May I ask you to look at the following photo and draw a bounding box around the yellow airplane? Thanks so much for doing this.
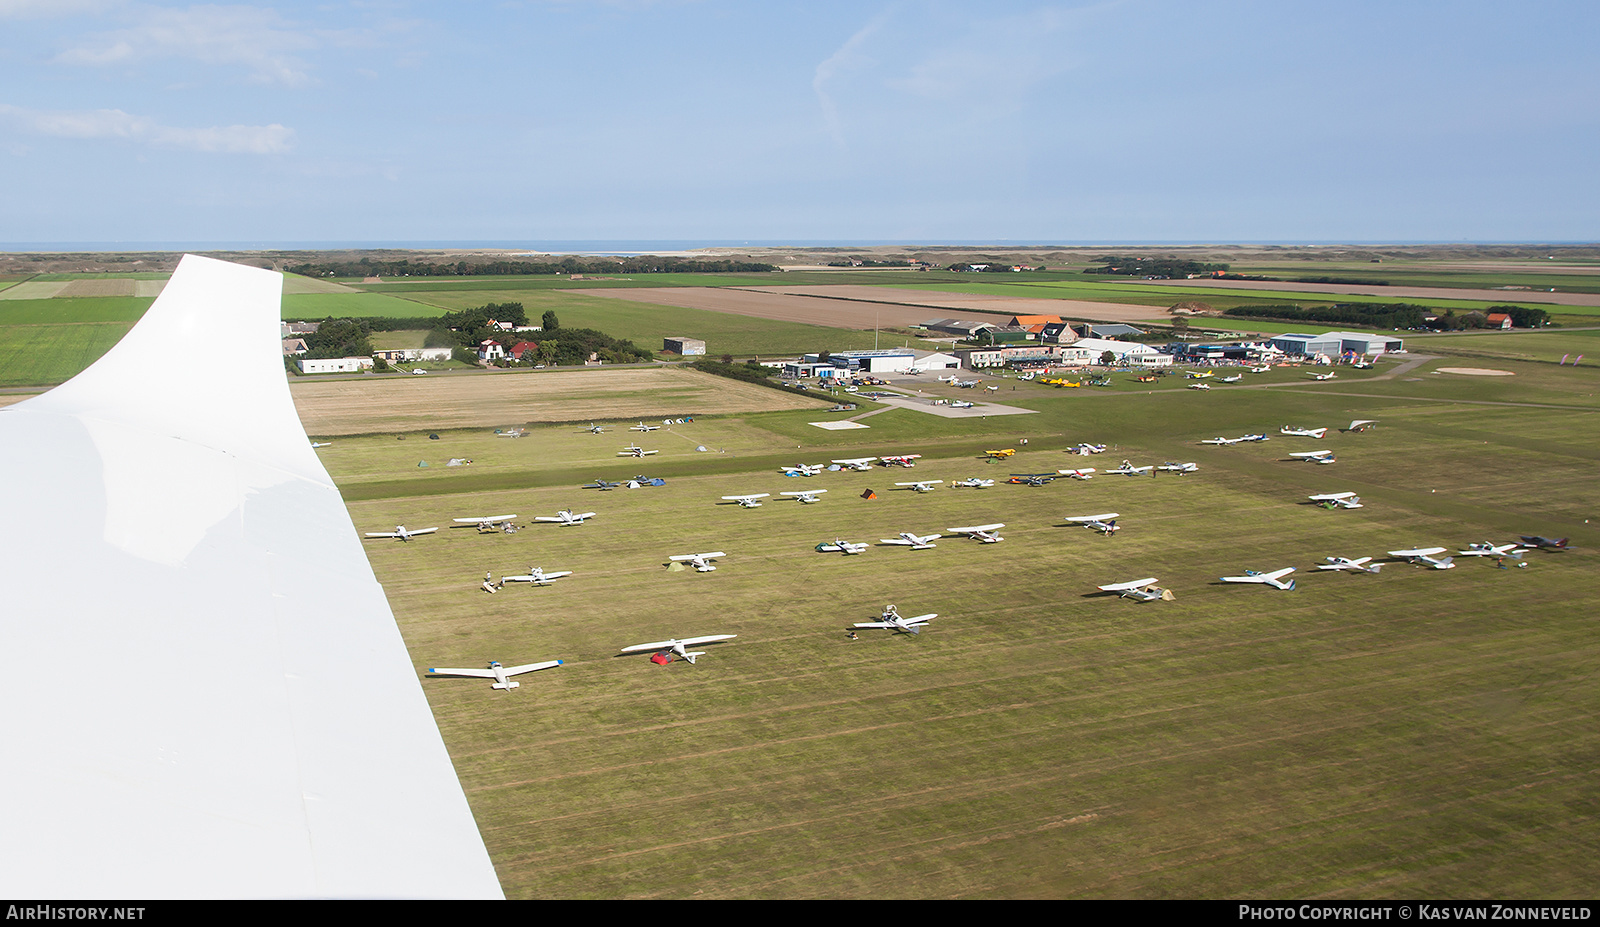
[985,448,1016,459]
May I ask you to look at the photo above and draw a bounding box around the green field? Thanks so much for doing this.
[0,322,135,386]
[323,349,1599,899]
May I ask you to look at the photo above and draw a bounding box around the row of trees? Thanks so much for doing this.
[1083,256,1229,277]
[285,256,778,278]
[1223,302,1551,330]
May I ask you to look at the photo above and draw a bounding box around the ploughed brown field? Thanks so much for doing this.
[570,285,1160,328]
[289,366,827,435]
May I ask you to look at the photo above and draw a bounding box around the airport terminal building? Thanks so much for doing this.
[1267,331,1404,358]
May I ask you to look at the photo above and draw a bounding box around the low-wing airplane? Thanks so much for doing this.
[617,444,659,458]
[880,532,940,550]
[670,552,726,572]
[780,464,824,477]
[1007,473,1056,486]
[452,514,519,533]
[534,509,596,526]
[496,428,526,438]
[1219,374,1243,383]
[1318,556,1382,573]
[1388,547,1456,569]
[853,605,935,635]
[832,457,876,471]
[815,538,868,555]
[1346,419,1378,432]
[1238,433,1269,443]
[1074,444,1108,455]
[947,523,1005,543]
[500,566,574,586]
[1518,535,1570,550]
[721,493,771,508]
[896,480,942,493]
[1458,542,1524,559]
[1109,460,1154,476]
[1057,467,1096,480]
[1309,492,1362,509]
[1202,436,1246,445]
[364,525,438,541]
[1097,578,1167,601]
[951,400,976,408]
[1188,383,1212,390]
[1158,462,1199,474]
[1290,450,1337,464]
[585,423,608,434]
[425,659,564,690]
[630,421,661,432]
[1281,426,1328,438]
[618,635,736,664]
[985,448,1016,459]
[1220,567,1297,590]
[880,455,922,467]
[1064,513,1120,535]
[781,489,827,504]
[1134,374,1159,383]
[952,477,996,488]
[1186,370,1213,380]
[1351,360,1374,369]
[1307,371,1337,381]
[584,478,622,491]
[1247,364,1273,373]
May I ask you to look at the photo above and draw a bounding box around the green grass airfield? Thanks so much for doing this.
[328,352,1599,899]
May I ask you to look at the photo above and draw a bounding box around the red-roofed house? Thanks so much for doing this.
[1487,313,1513,330]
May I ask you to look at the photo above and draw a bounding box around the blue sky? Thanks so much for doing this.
[1,0,1596,245]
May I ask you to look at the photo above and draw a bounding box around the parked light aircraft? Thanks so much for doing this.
[722,493,771,508]
[985,448,1016,459]
[947,523,1005,543]
[364,525,438,541]
[1290,450,1337,464]
[881,532,940,550]
[1110,461,1154,476]
[1307,371,1337,381]
[781,489,827,504]
[1158,462,1199,473]
[501,567,573,586]
[952,400,976,408]
[1388,547,1456,569]
[310,441,331,448]
[670,552,726,572]
[1220,567,1297,590]
[952,477,996,488]
[1070,443,1108,455]
[1008,473,1056,486]
[853,605,935,635]
[1518,536,1569,550]
[781,464,824,476]
[1282,426,1328,438]
[1188,383,1212,390]
[896,480,942,493]
[1057,468,1096,479]
[452,514,518,532]
[815,539,868,555]
[1186,370,1213,379]
[585,424,608,434]
[1202,436,1246,445]
[1064,513,1120,535]
[496,428,526,438]
[1309,492,1362,509]
[1318,557,1382,574]
[426,660,563,690]
[880,455,922,467]
[630,421,661,432]
[1346,420,1378,432]
[1097,578,1167,602]
[617,444,658,458]
[534,509,596,526]
[619,634,736,663]
[1239,434,1269,442]
[584,478,621,491]
[1351,360,1374,369]
[1458,542,1524,559]
[1248,364,1272,373]
[1219,374,1243,383]
[833,457,876,471]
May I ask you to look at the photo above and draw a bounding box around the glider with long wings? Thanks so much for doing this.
[880,532,940,550]
[853,606,935,635]
[365,525,439,541]
[619,635,736,664]
[426,660,563,690]
[1220,567,1297,590]
[1388,547,1456,569]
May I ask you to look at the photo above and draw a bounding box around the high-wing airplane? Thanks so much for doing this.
[815,538,868,555]
[721,493,771,508]
[1458,542,1524,559]
[781,464,824,477]
[1388,547,1456,569]
[364,525,439,541]
[619,634,736,664]
[1007,473,1056,486]
[1518,536,1570,550]
[1064,513,1120,535]
[896,480,942,492]
[853,605,935,635]
[1281,426,1328,438]
[1290,450,1337,464]
[1073,444,1108,455]
[880,455,922,467]
[534,509,596,526]
[1318,557,1382,573]
[1346,419,1378,432]
[630,421,661,432]
[452,514,519,533]
[1158,462,1198,474]
[1248,364,1272,373]
[985,448,1016,459]
[500,566,574,586]
[947,523,1005,543]
[584,477,621,491]
[1309,492,1362,509]
[1057,468,1096,480]
[1220,567,1297,590]
[1188,383,1212,390]
[425,660,564,690]
[1097,578,1167,601]
[617,444,658,457]
[832,457,876,471]
[585,424,608,434]
[952,477,996,488]
[781,489,827,504]
[1109,460,1154,476]
[1307,371,1337,381]
[670,552,727,572]
[880,532,940,550]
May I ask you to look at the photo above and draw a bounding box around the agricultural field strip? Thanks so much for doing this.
[565,286,985,330]
[733,285,1164,323]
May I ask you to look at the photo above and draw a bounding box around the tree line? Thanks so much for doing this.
[285,256,778,278]
[1222,302,1550,330]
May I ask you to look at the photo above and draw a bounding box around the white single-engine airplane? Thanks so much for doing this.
[585,423,608,434]
[1202,436,1246,445]
[881,532,940,550]
[952,477,996,488]
[1097,578,1168,601]
[1281,426,1328,438]
[1064,513,1120,535]
[1057,467,1096,480]
[947,523,1005,543]
[630,421,661,432]
[896,480,942,493]
[1158,462,1199,474]
[815,538,868,555]
[780,464,824,477]
[364,525,439,541]
[1110,461,1154,476]
[618,635,736,664]
[1318,557,1383,574]
[426,659,564,690]
[781,489,827,504]
[1220,567,1297,590]
[1188,383,1212,390]
[1290,450,1337,464]
[534,509,596,526]
[1388,547,1456,569]
[500,566,574,586]
[880,455,922,467]
[452,514,519,533]
[1309,492,1363,509]
[1307,371,1337,381]
[1346,419,1378,432]
[853,605,935,635]
[832,457,876,471]
[721,493,771,508]
[1458,542,1524,559]
[617,444,658,458]
[670,551,726,572]
[1071,443,1108,455]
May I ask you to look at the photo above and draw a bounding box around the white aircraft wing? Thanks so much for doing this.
[426,666,500,678]
[500,660,565,676]
[406,527,439,535]
[781,490,827,497]
[453,515,517,524]
[1099,578,1159,592]
[0,256,500,898]
[721,494,770,501]
[1065,513,1120,523]
[671,551,727,561]
[1389,547,1448,558]
[950,523,1005,534]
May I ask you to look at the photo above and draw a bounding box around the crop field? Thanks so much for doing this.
[0,321,135,387]
[325,349,1599,899]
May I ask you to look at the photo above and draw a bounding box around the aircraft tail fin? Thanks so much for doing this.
[1437,557,1454,569]
[1367,563,1382,573]
[492,681,519,690]
[1284,579,1297,591]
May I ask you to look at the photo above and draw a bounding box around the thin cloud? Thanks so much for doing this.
[55,4,318,85]
[0,103,293,153]
[813,7,896,149]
